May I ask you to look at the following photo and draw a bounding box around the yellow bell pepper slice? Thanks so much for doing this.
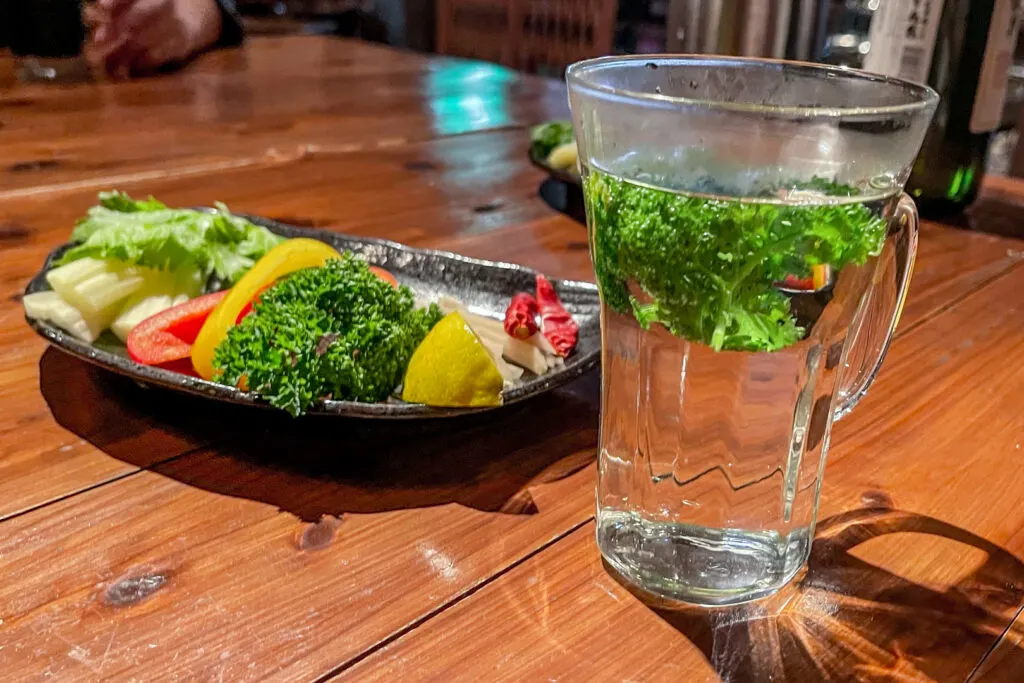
[812,264,829,290]
[191,238,341,379]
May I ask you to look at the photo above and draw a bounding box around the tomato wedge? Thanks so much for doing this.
[127,291,228,368]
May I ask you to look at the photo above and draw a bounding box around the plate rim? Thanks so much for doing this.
[528,147,582,188]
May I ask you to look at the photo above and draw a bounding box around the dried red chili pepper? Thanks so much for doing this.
[504,292,539,339]
[535,274,578,356]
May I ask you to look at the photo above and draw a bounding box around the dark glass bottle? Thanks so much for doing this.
[862,0,1022,217]
[909,1,1006,216]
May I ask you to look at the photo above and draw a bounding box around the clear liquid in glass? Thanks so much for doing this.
[586,167,897,605]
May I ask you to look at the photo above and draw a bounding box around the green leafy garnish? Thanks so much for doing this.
[584,171,887,352]
[59,191,285,286]
[213,255,443,417]
[530,121,574,160]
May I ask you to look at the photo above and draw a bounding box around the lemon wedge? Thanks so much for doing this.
[402,312,503,407]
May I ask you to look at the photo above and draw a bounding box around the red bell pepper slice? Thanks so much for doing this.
[127,291,228,368]
[780,264,830,291]
[781,274,815,290]
[369,266,398,289]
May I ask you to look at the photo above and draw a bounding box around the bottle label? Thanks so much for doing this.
[863,0,943,83]
[970,0,1024,133]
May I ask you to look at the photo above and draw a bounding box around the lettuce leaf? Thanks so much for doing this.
[60,191,284,285]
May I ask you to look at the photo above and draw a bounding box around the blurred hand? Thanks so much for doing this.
[86,0,223,77]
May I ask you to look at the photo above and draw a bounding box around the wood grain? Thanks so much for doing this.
[0,36,569,194]
[0,141,1018,522]
[0,348,209,519]
[0,374,600,681]
[335,262,1024,683]
[339,523,711,682]
[0,128,565,259]
[0,133,1020,525]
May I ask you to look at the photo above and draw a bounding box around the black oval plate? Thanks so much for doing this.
[24,216,601,419]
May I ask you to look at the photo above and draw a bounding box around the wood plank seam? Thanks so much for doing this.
[893,257,1023,340]
[967,601,1024,681]
[302,120,544,156]
[309,517,594,683]
[0,446,205,524]
[0,120,544,201]
[0,157,284,202]
[0,118,557,201]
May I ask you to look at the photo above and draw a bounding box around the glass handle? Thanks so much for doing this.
[834,193,919,420]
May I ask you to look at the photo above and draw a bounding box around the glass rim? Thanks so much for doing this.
[566,55,940,118]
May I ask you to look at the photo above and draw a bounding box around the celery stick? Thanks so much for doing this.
[111,294,174,342]
[23,291,62,320]
[44,257,199,343]
[108,264,201,341]
[66,270,147,318]
[46,257,112,299]
[23,291,110,343]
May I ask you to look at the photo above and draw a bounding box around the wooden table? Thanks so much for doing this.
[1,36,1022,683]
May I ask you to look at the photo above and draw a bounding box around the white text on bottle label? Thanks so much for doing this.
[970,0,1024,133]
[863,0,943,83]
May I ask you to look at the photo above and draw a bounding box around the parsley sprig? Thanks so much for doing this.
[213,255,443,416]
[584,171,887,352]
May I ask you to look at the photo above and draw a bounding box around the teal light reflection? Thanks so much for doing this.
[426,62,514,135]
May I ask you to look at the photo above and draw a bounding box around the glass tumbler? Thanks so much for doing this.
[567,56,938,606]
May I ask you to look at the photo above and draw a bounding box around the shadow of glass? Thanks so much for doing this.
[39,346,600,521]
[604,507,1024,682]
[970,625,1024,683]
